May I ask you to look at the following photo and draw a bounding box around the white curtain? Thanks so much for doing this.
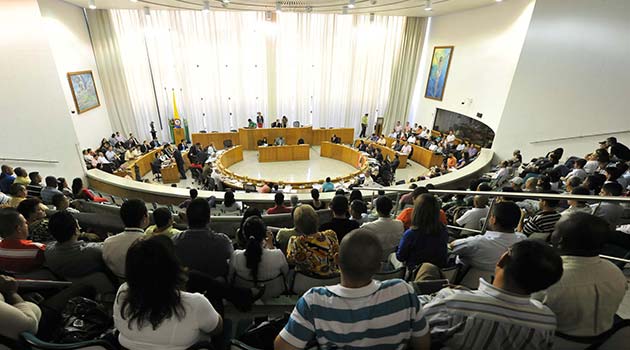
[98,9,406,137]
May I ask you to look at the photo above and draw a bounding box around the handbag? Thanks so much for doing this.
[234,313,290,350]
[55,297,113,343]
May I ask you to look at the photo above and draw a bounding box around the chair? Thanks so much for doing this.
[233,274,287,300]
[373,267,405,281]
[20,332,116,350]
[553,319,630,350]
[290,271,340,296]
[456,266,494,289]
[292,121,300,127]
[223,139,233,149]
[528,232,551,242]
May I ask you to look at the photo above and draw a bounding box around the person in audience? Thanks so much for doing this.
[361,196,404,261]
[56,177,73,198]
[561,186,592,216]
[103,199,149,278]
[309,188,325,210]
[330,134,341,144]
[124,147,137,162]
[179,189,198,209]
[562,158,588,182]
[7,183,27,208]
[591,181,624,230]
[397,187,447,229]
[0,208,46,274]
[145,207,181,238]
[0,165,15,194]
[236,207,263,249]
[604,136,630,161]
[533,213,627,337]
[26,171,42,198]
[51,193,78,213]
[357,139,367,152]
[267,192,291,214]
[173,198,233,279]
[17,198,53,243]
[216,190,242,215]
[564,176,583,193]
[319,195,360,242]
[258,182,271,193]
[349,200,369,225]
[177,139,188,151]
[423,240,562,349]
[45,211,110,283]
[451,201,527,272]
[286,205,339,277]
[71,178,107,203]
[520,191,561,236]
[276,229,430,350]
[40,176,63,204]
[0,273,42,340]
[508,176,524,192]
[397,194,448,268]
[12,168,29,186]
[583,173,605,195]
[114,235,222,350]
[0,192,9,206]
[321,177,335,192]
[456,195,489,232]
[289,195,300,209]
[229,216,288,286]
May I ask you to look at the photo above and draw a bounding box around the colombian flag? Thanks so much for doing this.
[168,89,189,143]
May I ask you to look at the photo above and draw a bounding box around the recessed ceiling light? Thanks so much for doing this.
[143,6,150,16]
[342,5,348,15]
[348,0,355,9]
[275,2,282,13]
[202,0,210,13]
[88,0,96,10]
[425,0,432,11]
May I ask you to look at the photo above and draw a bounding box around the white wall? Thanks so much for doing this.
[409,0,535,132]
[493,0,630,161]
[0,0,86,180]
[38,0,113,150]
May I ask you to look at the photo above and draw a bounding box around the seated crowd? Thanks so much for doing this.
[0,136,629,350]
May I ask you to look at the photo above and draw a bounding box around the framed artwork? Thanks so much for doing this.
[67,70,100,114]
[424,46,454,101]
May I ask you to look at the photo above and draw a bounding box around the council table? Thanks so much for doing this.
[258,144,310,162]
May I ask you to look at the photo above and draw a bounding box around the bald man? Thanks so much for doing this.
[275,229,430,350]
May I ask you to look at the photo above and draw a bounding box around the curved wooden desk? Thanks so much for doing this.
[215,143,367,190]
[113,147,190,184]
[259,145,310,162]
[354,140,409,167]
[194,127,355,151]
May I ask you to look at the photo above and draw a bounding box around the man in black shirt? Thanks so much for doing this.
[319,195,359,242]
[605,137,630,161]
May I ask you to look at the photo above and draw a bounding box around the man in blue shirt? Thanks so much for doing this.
[0,165,15,193]
[321,177,335,192]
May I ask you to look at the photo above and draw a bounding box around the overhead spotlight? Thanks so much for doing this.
[348,0,355,9]
[305,6,313,13]
[275,2,282,13]
[129,0,138,3]
[370,12,375,22]
[143,6,150,16]
[424,0,432,11]
[202,0,210,13]
[88,0,96,10]
[342,5,348,15]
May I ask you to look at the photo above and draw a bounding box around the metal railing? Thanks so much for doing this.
[0,157,59,164]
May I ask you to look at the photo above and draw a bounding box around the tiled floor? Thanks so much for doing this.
[146,145,431,190]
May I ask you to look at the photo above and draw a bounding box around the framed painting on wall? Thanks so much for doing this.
[424,46,454,101]
[67,70,100,114]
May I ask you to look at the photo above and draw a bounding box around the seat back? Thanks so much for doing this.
[223,139,233,149]
[291,271,340,296]
[528,232,551,242]
[373,267,405,281]
[20,332,116,350]
[458,267,494,289]
[233,274,287,300]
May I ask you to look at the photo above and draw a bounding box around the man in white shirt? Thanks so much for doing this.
[563,158,587,182]
[455,195,489,232]
[445,131,456,145]
[394,121,403,133]
[451,201,527,271]
[400,142,412,155]
[407,135,416,144]
[591,182,624,230]
[534,213,627,336]
[105,146,119,163]
[360,196,404,261]
[103,199,149,277]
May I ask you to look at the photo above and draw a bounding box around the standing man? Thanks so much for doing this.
[256,112,264,128]
[171,145,187,180]
[360,113,368,138]
[149,121,158,140]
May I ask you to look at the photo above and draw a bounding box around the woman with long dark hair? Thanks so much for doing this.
[71,178,107,203]
[114,235,222,349]
[396,193,449,268]
[229,217,288,294]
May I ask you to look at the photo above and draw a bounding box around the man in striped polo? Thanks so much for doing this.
[275,229,430,350]
[423,240,563,350]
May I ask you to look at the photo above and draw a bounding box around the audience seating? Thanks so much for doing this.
[18,332,116,350]
[290,271,341,296]
[232,274,287,301]
[373,267,405,281]
[553,319,630,350]
[454,265,494,289]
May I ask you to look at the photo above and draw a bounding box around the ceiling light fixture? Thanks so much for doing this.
[370,12,375,22]
[496,0,503,2]
[202,0,210,13]
[424,0,432,12]
[143,6,150,16]
[305,6,312,13]
[88,0,96,10]
[275,2,282,13]
[342,5,348,15]
[348,0,355,9]
[221,0,230,3]
[129,0,138,3]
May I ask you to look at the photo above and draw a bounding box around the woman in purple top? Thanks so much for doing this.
[396,194,449,268]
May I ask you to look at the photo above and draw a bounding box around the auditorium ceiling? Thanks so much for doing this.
[64,0,499,17]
